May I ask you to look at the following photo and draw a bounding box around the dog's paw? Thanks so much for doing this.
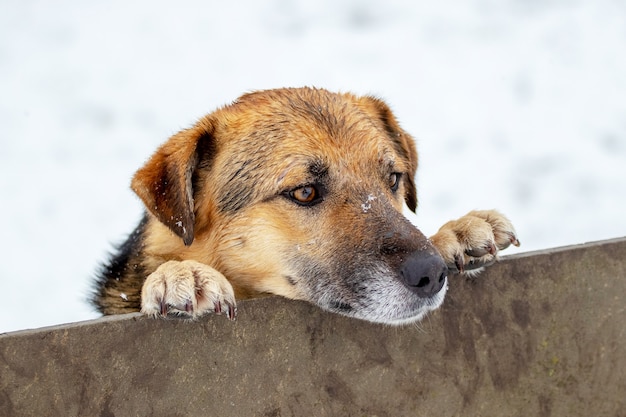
[140,260,237,320]
[430,210,520,275]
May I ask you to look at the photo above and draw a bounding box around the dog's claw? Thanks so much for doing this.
[454,255,465,274]
[465,242,496,258]
[226,303,237,321]
[509,233,521,247]
[214,301,222,314]
[160,301,168,317]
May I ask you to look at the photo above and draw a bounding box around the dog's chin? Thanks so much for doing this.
[318,277,449,326]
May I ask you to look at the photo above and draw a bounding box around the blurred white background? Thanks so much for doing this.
[1,0,625,333]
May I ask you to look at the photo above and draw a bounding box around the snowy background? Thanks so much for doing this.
[1,0,625,333]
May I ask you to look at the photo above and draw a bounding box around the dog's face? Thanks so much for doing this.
[132,88,448,324]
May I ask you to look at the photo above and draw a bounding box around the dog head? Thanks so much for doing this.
[132,87,448,324]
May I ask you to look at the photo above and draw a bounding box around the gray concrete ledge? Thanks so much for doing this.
[1,238,625,417]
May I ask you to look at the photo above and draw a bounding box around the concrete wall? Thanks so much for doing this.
[1,238,625,417]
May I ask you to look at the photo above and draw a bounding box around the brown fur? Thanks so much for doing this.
[92,87,519,324]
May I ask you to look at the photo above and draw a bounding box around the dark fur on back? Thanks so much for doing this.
[92,215,148,313]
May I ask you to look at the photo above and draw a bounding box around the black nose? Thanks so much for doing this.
[399,252,448,298]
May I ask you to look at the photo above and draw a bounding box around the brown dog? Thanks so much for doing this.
[92,87,519,325]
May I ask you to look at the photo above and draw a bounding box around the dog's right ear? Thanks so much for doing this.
[131,118,215,246]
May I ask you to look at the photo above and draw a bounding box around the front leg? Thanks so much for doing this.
[430,210,520,275]
[141,260,237,319]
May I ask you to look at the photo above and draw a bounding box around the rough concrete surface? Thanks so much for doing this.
[1,238,625,417]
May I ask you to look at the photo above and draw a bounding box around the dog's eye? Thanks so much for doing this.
[288,185,320,206]
[389,173,401,192]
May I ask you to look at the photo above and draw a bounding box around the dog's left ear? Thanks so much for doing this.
[358,96,419,212]
[131,118,215,246]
